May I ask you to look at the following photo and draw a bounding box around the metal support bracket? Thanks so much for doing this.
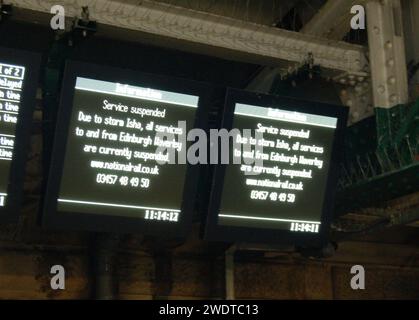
[0,1,12,22]
[366,0,409,108]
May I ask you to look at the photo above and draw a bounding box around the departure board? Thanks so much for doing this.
[205,89,347,245]
[43,61,207,235]
[0,47,40,222]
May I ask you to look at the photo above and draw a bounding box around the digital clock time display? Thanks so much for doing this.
[144,209,179,222]
[290,222,319,233]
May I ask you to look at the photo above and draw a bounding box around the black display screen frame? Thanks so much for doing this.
[0,47,40,223]
[204,88,348,246]
[42,60,210,237]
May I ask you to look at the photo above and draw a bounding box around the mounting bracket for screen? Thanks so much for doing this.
[90,233,120,300]
[0,1,13,23]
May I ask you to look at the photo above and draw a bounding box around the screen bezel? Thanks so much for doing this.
[42,60,210,237]
[204,88,348,245]
[0,47,40,223]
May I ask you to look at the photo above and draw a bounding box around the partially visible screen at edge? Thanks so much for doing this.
[0,61,26,209]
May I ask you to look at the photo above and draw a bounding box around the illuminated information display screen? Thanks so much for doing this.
[205,90,346,244]
[0,62,26,208]
[58,77,198,218]
[220,104,336,231]
[43,61,205,235]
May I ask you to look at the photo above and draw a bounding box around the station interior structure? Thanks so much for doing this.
[0,0,418,299]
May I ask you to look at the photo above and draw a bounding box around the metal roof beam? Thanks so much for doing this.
[10,0,367,74]
[300,0,367,40]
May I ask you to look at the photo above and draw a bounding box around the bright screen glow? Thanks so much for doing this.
[57,77,198,223]
[218,103,338,234]
[0,62,26,208]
